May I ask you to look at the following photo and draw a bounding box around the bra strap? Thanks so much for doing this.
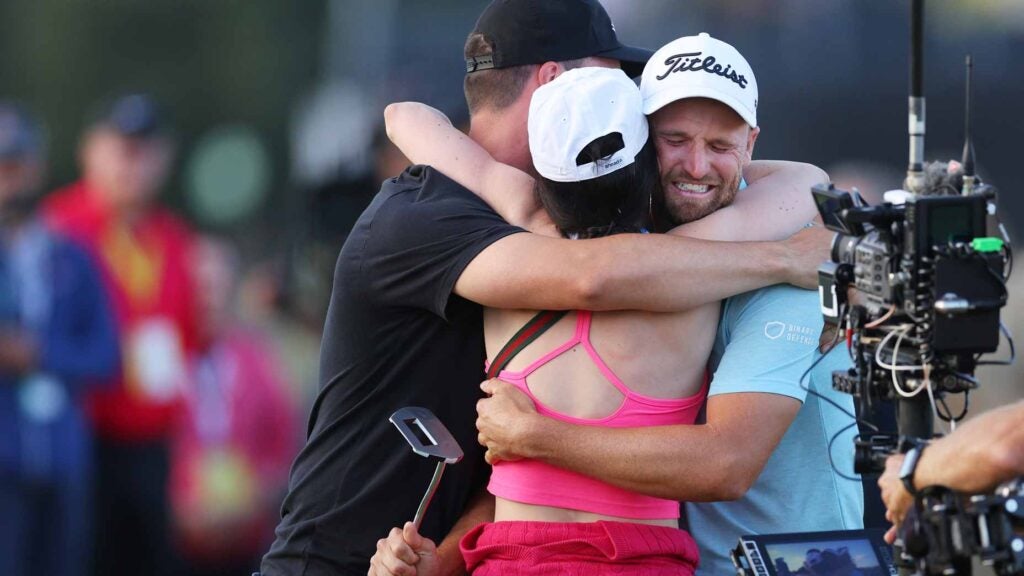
[486,310,568,379]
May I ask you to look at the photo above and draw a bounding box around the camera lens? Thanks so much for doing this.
[832,234,860,265]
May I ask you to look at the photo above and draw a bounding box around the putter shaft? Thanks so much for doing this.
[413,461,446,530]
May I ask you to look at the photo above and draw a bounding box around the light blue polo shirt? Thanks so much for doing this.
[687,285,864,576]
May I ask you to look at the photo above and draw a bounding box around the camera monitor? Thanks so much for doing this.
[905,194,987,255]
[812,184,864,236]
[731,529,895,576]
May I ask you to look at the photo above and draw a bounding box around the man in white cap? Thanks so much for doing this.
[641,32,761,227]
[473,33,864,575]
[643,33,863,574]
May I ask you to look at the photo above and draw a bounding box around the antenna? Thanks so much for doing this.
[905,0,926,194]
[961,55,977,196]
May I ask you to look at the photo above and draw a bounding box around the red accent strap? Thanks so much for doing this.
[486,311,569,379]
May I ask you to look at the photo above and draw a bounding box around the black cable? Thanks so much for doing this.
[977,322,1016,366]
[798,338,872,428]
[800,327,874,430]
[797,322,888,483]
[951,390,969,422]
[846,330,857,363]
[825,421,863,482]
[935,394,970,424]
[984,259,1009,305]
[936,395,953,422]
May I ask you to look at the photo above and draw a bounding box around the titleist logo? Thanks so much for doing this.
[655,51,748,89]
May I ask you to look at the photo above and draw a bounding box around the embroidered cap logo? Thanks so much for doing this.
[655,51,749,89]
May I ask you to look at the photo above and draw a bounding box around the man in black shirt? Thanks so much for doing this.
[261,2,828,575]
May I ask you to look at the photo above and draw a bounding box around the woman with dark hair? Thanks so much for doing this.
[377,67,817,575]
[534,135,660,239]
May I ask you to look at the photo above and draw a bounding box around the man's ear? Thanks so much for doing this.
[536,61,563,86]
[745,126,760,162]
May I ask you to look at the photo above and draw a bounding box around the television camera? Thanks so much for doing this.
[808,1,1021,574]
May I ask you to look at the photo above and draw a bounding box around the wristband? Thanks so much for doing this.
[899,444,926,495]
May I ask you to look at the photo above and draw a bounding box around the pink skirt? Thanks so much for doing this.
[460,520,699,575]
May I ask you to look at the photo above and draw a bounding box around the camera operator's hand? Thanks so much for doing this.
[368,522,439,576]
[877,401,1024,544]
[878,453,913,544]
[476,379,542,465]
[780,220,832,290]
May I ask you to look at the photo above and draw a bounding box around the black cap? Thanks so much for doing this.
[0,102,42,160]
[89,93,168,138]
[466,0,653,78]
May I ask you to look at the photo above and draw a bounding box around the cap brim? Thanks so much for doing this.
[598,44,654,79]
[642,85,757,128]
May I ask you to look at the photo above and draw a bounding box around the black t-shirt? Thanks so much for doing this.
[262,166,523,575]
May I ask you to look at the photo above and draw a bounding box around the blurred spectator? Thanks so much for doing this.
[170,236,297,576]
[237,258,320,416]
[0,102,119,576]
[43,93,198,576]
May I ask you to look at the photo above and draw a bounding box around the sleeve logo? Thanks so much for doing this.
[764,321,786,340]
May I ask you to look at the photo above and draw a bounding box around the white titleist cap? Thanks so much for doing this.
[530,67,649,182]
[640,33,758,128]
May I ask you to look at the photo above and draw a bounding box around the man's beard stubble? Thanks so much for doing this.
[659,171,741,227]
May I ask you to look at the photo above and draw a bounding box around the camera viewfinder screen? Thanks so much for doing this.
[813,190,853,234]
[927,204,975,247]
[763,538,885,576]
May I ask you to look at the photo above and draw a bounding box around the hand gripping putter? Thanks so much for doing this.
[389,407,464,530]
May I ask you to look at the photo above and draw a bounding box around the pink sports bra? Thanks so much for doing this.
[486,310,707,519]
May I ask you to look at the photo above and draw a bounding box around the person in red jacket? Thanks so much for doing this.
[170,236,298,576]
[43,93,198,576]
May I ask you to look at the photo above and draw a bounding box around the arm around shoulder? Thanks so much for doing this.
[384,101,542,229]
[675,160,827,242]
[744,160,829,189]
[507,391,800,502]
[454,232,810,312]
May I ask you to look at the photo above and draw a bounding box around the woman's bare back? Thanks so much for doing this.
[484,304,718,525]
[485,306,717,417]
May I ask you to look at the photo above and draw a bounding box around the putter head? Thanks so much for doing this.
[389,406,464,465]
